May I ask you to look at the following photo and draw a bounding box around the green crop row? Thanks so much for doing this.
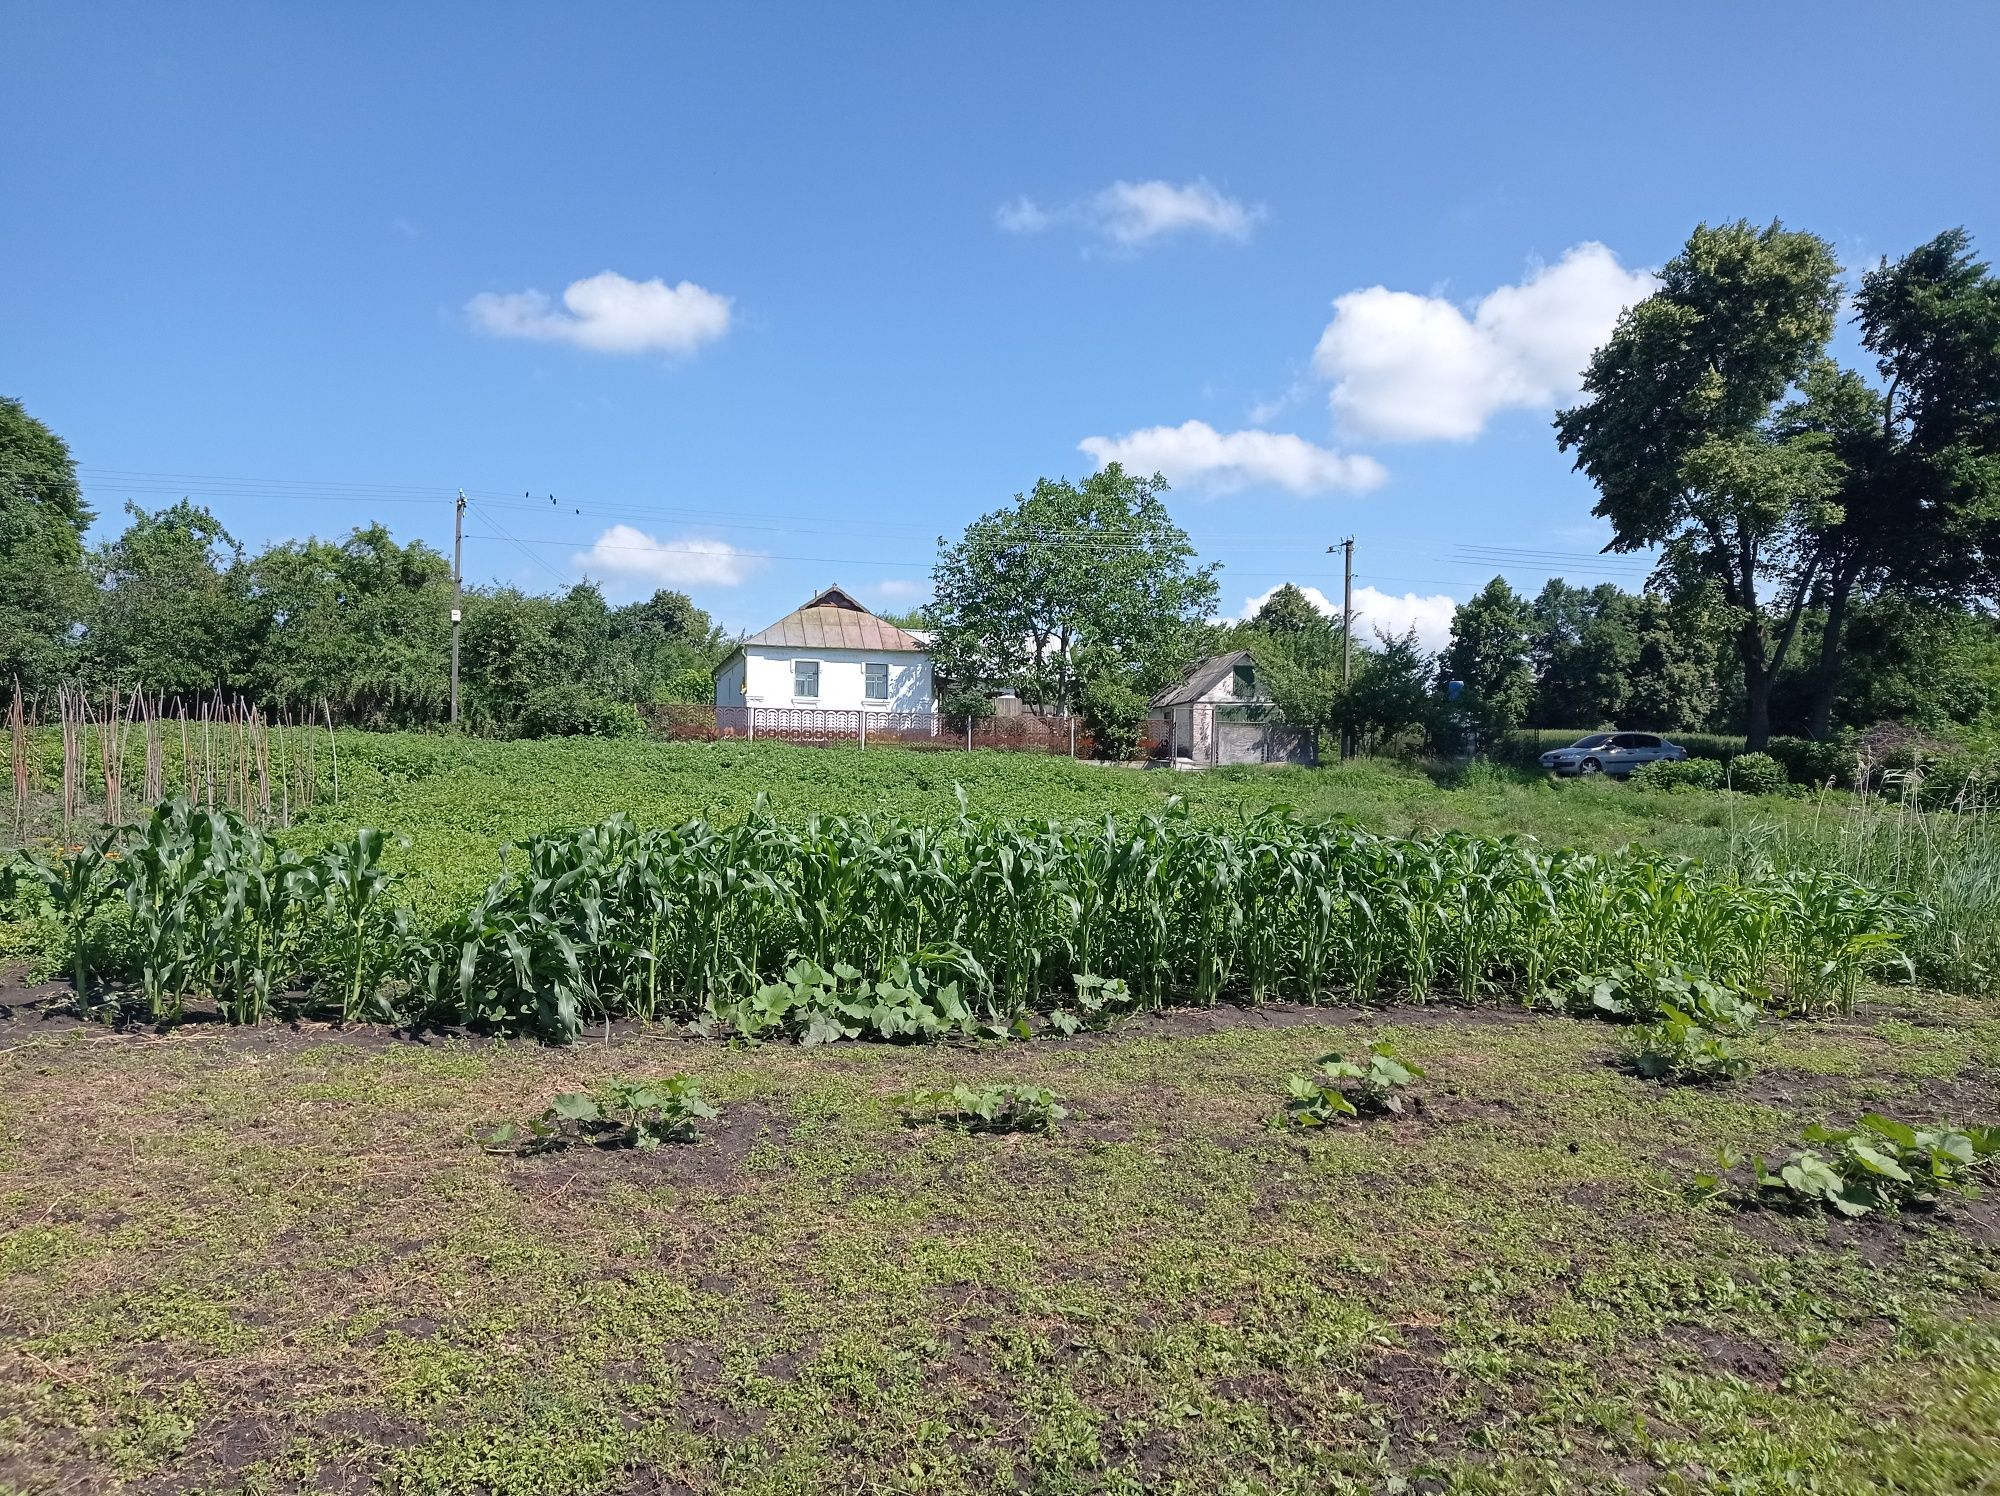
[5,793,1921,1045]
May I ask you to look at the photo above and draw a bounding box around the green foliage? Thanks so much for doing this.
[1621,1009,1752,1084]
[1280,1043,1424,1126]
[480,1075,717,1153]
[717,957,977,1046]
[1727,751,1788,795]
[1439,577,1535,749]
[30,786,1920,1041]
[1552,960,1763,1033]
[518,683,645,739]
[0,395,93,693]
[88,501,257,696]
[928,464,1219,708]
[1764,735,1853,789]
[2,831,121,1008]
[1077,667,1150,760]
[1697,1115,2000,1217]
[902,1083,1065,1134]
[1630,757,1725,792]
[1044,972,1136,1036]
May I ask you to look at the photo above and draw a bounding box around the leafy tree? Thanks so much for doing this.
[1339,629,1438,752]
[1557,219,1846,748]
[1792,231,2000,738]
[87,502,256,698]
[1250,583,1337,641]
[928,464,1220,710]
[246,524,451,724]
[1528,580,1632,727]
[0,397,92,693]
[1622,590,1726,730]
[1439,577,1535,748]
[460,588,563,731]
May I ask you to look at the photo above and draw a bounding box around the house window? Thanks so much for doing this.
[793,659,820,700]
[864,662,890,701]
[1232,663,1256,699]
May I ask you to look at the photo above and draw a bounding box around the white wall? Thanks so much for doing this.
[727,646,934,712]
[714,654,748,707]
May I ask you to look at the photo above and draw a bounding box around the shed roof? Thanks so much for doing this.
[738,586,930,653]
[1150,650,1261,707]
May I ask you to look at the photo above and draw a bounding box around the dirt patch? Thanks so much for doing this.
[498,1099,783,1201]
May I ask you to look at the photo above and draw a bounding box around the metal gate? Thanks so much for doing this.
[1214,722,1317,766]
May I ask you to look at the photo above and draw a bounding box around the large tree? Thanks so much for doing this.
[1439,576,1535,749]
[0,397,93,694]
[1790,231,2000,738]
[1557,220,1846,748]
[247,524,452,724]
[87,501,257,699]
[928,464,1220,709]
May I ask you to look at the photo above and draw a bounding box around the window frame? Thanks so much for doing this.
[791,658,822,702]
[863,660,891,703]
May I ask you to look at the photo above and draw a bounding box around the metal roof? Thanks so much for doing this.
[1150,650,1262,707]
[737,586,930,653]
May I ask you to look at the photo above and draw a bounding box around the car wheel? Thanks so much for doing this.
[1579,757,1603,775]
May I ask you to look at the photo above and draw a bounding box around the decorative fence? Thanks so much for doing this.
[643,704,1119,758]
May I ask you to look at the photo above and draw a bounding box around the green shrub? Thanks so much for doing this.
[1696,1114,2000,1217]
[651,666,718,707]
[1280,1043,1425,1126]
[902,1083,1065,1133]
[518,684,644,739]
[1630,757,1725,792]
[1765,736,1853,790]
[1726,752,1788,796]
[480,1075,718,1152]
[1621,1009,1752,1084]
[1079,673,1150,761]
[1552,959,1763,1033]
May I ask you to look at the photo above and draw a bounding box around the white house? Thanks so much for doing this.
[714,586,936,714]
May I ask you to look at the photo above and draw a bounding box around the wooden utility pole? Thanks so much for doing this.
[450,490,465,726]
[1332,538,1355,759]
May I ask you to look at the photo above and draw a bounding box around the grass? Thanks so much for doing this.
[1,994,1996,1493]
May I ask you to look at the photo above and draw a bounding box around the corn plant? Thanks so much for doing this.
[903,1083,1065,1134]
[1280,1043,1424,1126]
[1620,1009,1752,1085]
[315,827,408,1024]
[3,834,121,1011]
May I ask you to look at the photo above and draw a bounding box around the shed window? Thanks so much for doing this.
[793,660,821,700]
[864,662,890,701]
[1231,663,1256,699]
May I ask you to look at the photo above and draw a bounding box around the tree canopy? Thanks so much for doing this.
[927,464,1220,708]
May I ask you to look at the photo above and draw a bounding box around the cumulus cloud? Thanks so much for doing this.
[1311,243,1656,442]
[1078,420,1385,496]
[468,270,733,356]
[1239,582,1459,653]
[870,578,925,601]
[999,179,1263,250]
[572,525,761,589]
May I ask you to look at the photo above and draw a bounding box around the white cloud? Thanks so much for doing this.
[1311,243,1656,442]
[994,195,1052,235]
[1078,420,1386,496]
[572,525,761,589]
[468,270,733,356]
[1239,582,1458,653]
[870,578,925,601]
[998,178,1263,250]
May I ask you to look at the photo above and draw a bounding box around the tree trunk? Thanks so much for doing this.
[1739,621,1773,752]
[1806,571,1856,742]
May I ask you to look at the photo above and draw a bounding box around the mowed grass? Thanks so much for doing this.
[277,735,1771,921]
[2,994,1997,1495]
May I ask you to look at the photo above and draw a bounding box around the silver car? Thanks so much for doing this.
[1538,732,1687,779]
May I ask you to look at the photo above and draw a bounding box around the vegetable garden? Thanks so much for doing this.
[4,793,1914,1043]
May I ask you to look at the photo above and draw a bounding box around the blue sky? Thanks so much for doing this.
[6,3,1997,646]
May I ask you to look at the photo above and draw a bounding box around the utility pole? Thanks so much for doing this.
[1333,537,1355,759]
[450,490,465,727]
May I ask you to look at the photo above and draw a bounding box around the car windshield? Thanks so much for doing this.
[1568,734,1614,749]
